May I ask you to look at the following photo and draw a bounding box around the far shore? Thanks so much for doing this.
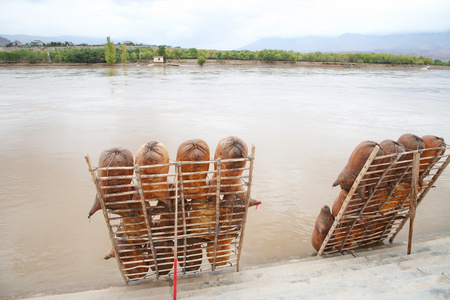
[1,59,449,70]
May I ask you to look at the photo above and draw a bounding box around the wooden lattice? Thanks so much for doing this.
[318,146,450,256]
[85,146,255,282]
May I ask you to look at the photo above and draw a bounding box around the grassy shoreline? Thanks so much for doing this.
[1,59,449,70]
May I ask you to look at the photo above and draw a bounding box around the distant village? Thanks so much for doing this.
[0,37,74,48]
[13,40,75,47]
[8,40,141,47]
[0,36,166,51]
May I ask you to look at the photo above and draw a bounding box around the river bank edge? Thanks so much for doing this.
[4,230,450,300]
[1,59,450,70]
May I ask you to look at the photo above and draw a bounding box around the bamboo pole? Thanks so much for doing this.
[390,150,450,243]
[85,155,128,283]
[407,152,420,255]
[212,158,222,271]
[415,153,450,205]
[134,165,160,278]
[173,165,179,300]
[237,145,255,272]
[176,164,188,274]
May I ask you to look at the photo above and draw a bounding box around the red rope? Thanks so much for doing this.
[173,258,178,300]
[255,201,261,209]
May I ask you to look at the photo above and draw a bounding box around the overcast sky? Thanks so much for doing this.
[1,0,449,49]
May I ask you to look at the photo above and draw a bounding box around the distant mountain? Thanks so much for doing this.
[240,32,450,61]
[0,34,107,45]
[0,36,11,46]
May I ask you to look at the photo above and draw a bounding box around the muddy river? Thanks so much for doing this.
[1,64,449,297]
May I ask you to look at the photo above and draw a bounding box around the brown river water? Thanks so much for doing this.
[1,64,449,297]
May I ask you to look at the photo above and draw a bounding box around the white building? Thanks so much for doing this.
[153,55,164,63]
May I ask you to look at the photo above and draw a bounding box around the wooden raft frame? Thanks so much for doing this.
[85,145,256,282]
[318,146,450,256]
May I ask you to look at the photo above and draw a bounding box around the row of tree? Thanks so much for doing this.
[0,41,442,65]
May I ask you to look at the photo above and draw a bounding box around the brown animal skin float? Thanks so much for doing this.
[148,241,174,276]
[207,235,234,268]
[363,182,411,239]
[188,196,217,240]
[88,147,134,218]
[104,230,150,280]
[148,201,175,276]
[119,193,151,238]
[379,139,406,164]
[219,188,261,238]
[331,189,348,217]
[176,139,210,199]
[331,187,378,220]
[218,191,246,240]
[421,135,446,175]
[188,136,249,240]
[157,199,204,274]
[207,186,261,266]
[213,136,249,193]
[379,139,407,189]
[377,182,411,213]
[103,187,153,263]
[135,141,171,208]
[397,133,425,186]
[332,141,384,199]
[117,240,150,280]
[331,219,356,251]
[311,205,335,252]
[177,241,203,273]
[398,133,425,152]
[188,190,261,241]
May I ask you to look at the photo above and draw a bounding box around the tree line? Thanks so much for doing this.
[0,43,444,65]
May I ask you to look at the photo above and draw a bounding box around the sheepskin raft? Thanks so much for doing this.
[317,144,450,256]
[85,144,256,283]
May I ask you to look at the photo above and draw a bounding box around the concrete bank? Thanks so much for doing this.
[17,231,450,300]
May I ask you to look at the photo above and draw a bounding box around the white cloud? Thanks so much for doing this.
[0,0,449,49]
